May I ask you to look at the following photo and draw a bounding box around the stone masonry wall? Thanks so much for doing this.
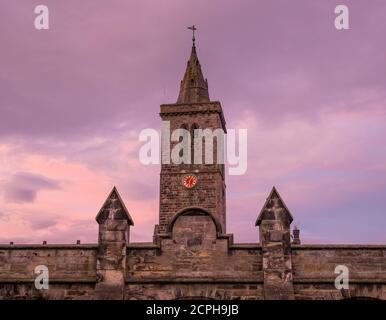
[292,245,386,300]
[0,242,386,299]
[125,283,265,300]
[0,246,97,280]
[127,215,263,282]
[0,245,97,299]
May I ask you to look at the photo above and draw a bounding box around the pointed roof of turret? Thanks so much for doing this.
[95,186,134,225]
[255,187,293,226]
[177,31,210,104]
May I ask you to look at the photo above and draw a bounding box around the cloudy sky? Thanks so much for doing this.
[0,0,385,244]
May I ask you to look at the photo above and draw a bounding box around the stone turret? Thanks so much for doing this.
[95,186,134,299]
[256,187,295,300]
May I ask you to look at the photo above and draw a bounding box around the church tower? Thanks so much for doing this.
[157,28,227,236]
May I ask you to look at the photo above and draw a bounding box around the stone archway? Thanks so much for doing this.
[168,206,223,235]
[170,207,220,250]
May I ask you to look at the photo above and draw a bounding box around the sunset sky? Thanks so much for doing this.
[0,0,385,244]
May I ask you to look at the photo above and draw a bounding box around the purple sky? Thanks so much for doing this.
[0,0,385,244]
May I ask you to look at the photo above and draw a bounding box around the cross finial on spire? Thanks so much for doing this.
[177,26,210,103]
[188,25,197,46]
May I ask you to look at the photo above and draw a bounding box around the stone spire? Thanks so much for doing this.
[177,27,210,104]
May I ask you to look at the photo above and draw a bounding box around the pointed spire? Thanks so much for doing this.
[96,186,134,225]
[255,187,294,226]
[177,27,210,104]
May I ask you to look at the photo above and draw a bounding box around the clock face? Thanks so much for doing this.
[183,175,197,188]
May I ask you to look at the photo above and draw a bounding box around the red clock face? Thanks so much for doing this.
[183,175,197,188]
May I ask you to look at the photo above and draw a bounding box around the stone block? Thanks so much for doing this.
[95,283,124,300]
[105,220,128,231]
[100,230,127,242]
